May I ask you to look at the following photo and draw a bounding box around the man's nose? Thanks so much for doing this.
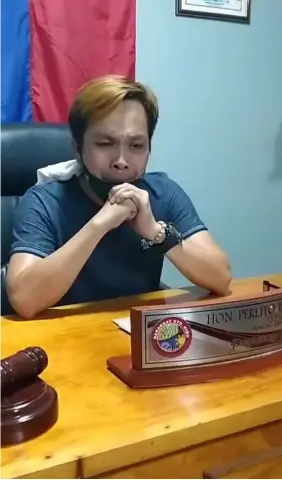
[113,155,129,170]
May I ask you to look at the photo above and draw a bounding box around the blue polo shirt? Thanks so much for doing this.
[10,172,207,306]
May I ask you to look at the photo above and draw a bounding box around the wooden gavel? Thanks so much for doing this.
[1,346,58,447]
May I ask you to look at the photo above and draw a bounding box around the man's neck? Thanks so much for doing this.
[78,176,104,207]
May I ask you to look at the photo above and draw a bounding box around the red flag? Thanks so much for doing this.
[30,0,136,122]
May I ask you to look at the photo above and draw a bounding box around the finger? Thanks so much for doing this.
[109,183,131,197]
[115,190,140,206]
[123,198,137,212]
[109,182,141,200]
[127,208,137,220]
[108,185,129,203]
[120,199,137,220]
[110,188,133,204]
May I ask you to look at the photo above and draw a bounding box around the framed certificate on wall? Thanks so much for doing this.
[176,0,251,23]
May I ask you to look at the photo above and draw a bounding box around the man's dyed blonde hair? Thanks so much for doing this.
[69,75,159,152]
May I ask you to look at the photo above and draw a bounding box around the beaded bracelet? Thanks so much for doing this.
[153,221,167,244]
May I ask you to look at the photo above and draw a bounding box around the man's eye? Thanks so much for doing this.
[95,142,113,147]
[131,144,144,150]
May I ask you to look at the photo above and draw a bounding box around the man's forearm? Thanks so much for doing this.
[167,241,231,296]
[183,252,231,295]
[7,216,109,318]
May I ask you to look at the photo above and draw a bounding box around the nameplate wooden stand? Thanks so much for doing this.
[107,280,282,388]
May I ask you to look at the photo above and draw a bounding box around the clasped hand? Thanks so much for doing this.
[108,183,160,240]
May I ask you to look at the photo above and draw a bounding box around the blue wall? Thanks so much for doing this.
[137,0,282,287]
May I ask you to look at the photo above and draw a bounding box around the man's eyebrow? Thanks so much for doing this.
[127,134,147,140]
[92,132,115,140]
[92,132,147,141]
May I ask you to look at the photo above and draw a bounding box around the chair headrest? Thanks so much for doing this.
[1,123,75,196]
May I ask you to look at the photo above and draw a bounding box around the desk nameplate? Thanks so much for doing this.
[107,282,282,388]
[141,295,282,369]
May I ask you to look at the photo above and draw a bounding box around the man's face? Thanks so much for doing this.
[81,100,150,182]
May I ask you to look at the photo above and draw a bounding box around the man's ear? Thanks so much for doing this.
[71,139,83,165]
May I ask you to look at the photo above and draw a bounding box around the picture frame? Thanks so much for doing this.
[176,0,251,24]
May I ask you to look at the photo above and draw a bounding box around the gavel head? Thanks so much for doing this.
[1,347,48,391]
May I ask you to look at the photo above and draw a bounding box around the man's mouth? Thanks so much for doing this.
[102,172,137,183]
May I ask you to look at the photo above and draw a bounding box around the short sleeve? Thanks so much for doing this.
[10,187,56,259]
[165,178,207,239]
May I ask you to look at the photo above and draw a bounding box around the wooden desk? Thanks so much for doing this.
[1,274,282,479]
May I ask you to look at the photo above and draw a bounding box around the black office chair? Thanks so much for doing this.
[1,123,75,315]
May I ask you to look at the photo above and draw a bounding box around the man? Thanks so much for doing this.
[7,75,231,318]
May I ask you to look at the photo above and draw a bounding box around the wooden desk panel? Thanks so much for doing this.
[1,274,282,479]
[96,420,282,479]
[222,456,282,479]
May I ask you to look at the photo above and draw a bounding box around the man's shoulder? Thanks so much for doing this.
[32,178,78,195]
[23,179,79,205]
[143,171,179,198]
[15,179,82,224]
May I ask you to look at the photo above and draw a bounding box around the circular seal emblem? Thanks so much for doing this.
[151,317,192,358]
